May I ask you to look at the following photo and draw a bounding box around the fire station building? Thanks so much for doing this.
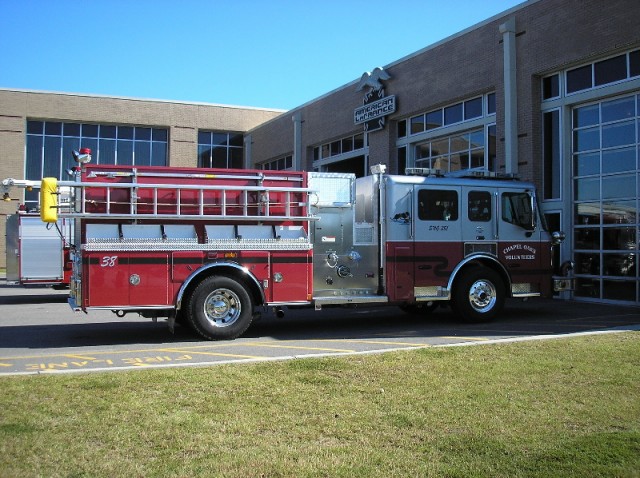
[1,0,639,306]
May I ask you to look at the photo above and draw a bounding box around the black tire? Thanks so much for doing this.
[452,267,505,322]
[187,275,254,340]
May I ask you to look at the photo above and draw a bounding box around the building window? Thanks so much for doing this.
[631,50,640,77]
[398,146,407,174]
[313,133,366,161]
[25,120,167,207]
[595,55,627,86]
[403,94,492,139]
[414,127,487,172]
[487,124,497,171]
[259,155,293,171]
[542,74,560,100]
[543,109,561,199]
[313,132,369,177]
[426,110,443,130]
[567,65,593,94]
[572,93,639,304]
[566,50,640,95]
[486,93,496,115]
[321,156,367,177]
[464,97,483,120]
[399,92,496,174]
[542,48,640,306]
[397,119,407,138]
[198,131,243,169]
[444,103,463,125]
[411,115,425,134]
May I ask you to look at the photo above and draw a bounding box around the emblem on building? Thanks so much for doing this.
[354,67,396,132]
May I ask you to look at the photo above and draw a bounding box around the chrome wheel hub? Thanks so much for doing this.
[468,279,497,313]
[203,288,241,327]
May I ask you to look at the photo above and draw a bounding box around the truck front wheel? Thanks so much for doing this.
[452,267,505,322]
[188,275,254,340]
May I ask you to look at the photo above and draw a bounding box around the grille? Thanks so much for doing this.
[464,242,497,257]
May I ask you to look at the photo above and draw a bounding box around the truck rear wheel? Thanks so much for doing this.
[188,275,254,340]
[452,267,504,322]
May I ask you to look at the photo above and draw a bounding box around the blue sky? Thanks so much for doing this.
[0,0,524,110]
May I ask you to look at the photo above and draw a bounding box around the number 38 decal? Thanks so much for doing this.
[100,256,118,267]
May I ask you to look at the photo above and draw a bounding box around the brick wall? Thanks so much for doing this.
[249,0,640,191]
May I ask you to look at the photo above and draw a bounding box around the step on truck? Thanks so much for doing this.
[27,149,573,340]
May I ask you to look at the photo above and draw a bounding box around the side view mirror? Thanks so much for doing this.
[552,231,566,245]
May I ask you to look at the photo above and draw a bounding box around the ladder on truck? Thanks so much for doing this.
[45,167,318,223]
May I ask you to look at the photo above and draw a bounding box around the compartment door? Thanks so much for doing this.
[19,216,63,281]
[271,251,311,303]
[128,253,170,306]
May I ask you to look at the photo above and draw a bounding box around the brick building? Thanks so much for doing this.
[248,0,640,305]
[1,0,639,305]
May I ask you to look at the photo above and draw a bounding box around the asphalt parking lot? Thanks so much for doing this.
[0,277,638,376]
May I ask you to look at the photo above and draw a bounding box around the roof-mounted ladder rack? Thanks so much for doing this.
[53,178,317,222]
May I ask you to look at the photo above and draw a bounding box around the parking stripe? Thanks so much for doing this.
[64,354,98,360]
[319,339,426,347]
[243,342,356,353]
[159,348,263,360]
[439,336,490,342]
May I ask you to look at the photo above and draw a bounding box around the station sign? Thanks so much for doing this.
[354,95,396,125]
[354,67,395,132]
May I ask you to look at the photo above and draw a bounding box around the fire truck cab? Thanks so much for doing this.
[311,166,564,321]
[377,169,556,318]
[30,156,570,340]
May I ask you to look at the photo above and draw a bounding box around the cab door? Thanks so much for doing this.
[497,187,545,291]
[412,186,462,295]
[461,188,498,256]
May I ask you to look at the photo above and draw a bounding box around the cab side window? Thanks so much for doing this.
[418,190,458,221]
[468,191,491,222]
[501,192,534,230]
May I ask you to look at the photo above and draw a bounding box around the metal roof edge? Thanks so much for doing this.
[0,87,286,114]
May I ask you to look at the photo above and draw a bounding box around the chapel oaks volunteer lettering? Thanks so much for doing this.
[21,149,572,341]
[503,244,537,261]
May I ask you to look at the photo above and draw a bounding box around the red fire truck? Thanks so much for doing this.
[31,150,572,340]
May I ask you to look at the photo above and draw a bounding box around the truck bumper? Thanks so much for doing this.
[553,277,574,292]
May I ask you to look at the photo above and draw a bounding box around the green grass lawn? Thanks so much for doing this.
[1,332,639,477]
